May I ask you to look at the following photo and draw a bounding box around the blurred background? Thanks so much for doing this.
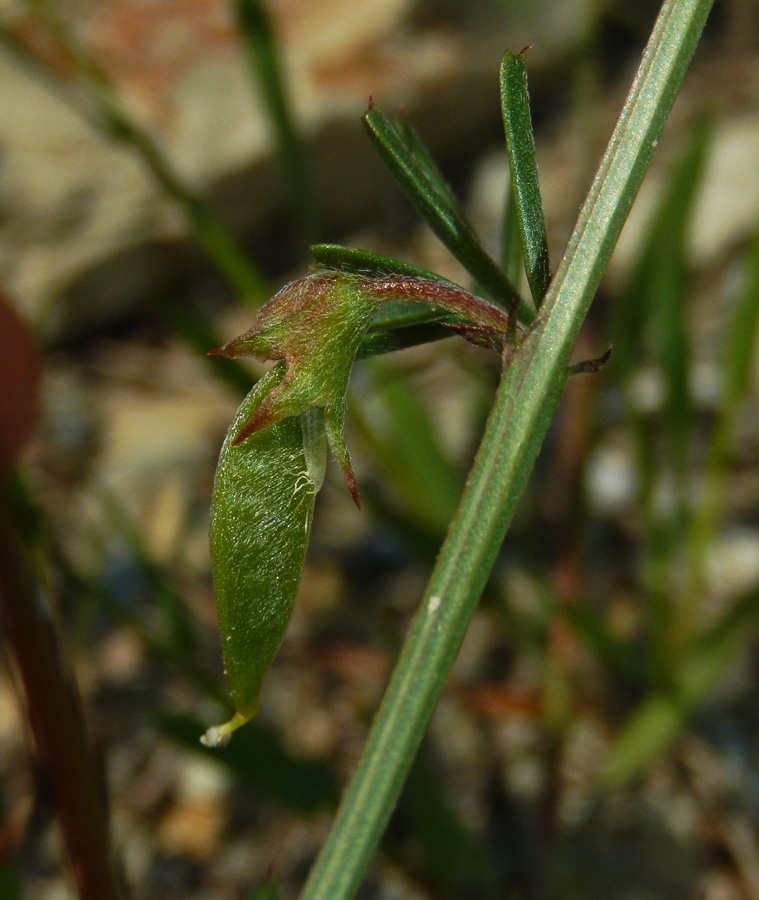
[2,1,759,898]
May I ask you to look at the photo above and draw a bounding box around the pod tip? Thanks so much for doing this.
[200,710,253,748]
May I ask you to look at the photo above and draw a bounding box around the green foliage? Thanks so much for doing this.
[598,121,759,785]
[362,105,533,324]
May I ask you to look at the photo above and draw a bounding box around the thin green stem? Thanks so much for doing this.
[234,0,316,246]
[299,2,714,898]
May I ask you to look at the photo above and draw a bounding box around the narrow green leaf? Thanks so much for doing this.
[366,300,452,330]
[203,367,318,745]
[394,115,460,210]
[500,51,551,305]
[501,182,523,288]
[356,320,459,359]
[361,106,533,325]
[311,243,457,283]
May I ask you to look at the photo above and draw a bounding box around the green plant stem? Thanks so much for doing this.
[299,2,714,898]
[0,485,122,900]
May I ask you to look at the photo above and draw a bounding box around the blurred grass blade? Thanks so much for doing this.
[500,50,551,306]
[601,694,685,786]
[617,119,710,465]
[562,604,645,687]
[362,106,533,324]
[613,119,710,381]
[654,122,711,505]
[602,588,758,786]
[4,5,268,304]
[234,0,315,245]
[688,225,759,565]
[717,226,759,404]
[352,363,463,536]
[612,121,711,671]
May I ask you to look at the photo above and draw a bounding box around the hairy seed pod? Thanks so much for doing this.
[202,366,322,746]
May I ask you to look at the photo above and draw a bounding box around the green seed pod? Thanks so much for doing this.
[202,366,322,746]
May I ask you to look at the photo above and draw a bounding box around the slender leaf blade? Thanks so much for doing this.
[361,106,533,324]
[500,50,551,305]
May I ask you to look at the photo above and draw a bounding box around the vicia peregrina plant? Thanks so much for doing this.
[203,6,716,899]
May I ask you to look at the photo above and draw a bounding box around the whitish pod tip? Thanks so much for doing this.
[201,710,254,747]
